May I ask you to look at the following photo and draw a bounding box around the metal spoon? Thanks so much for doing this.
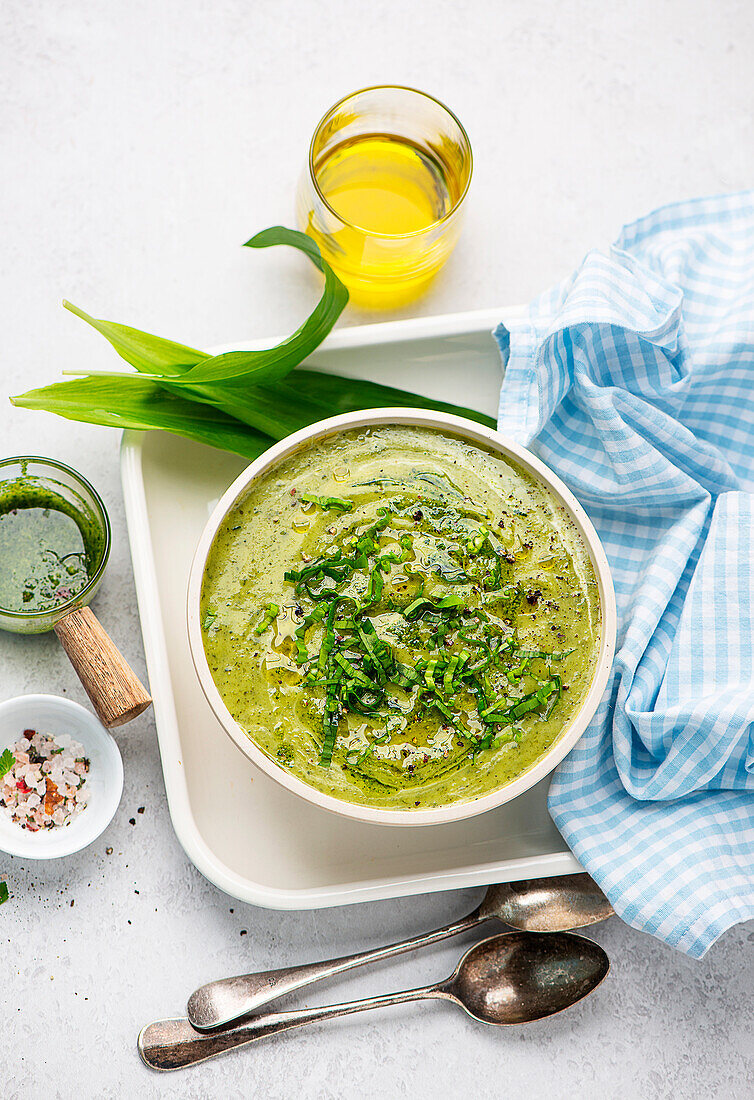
[141,931,609,1071]
[188,872,613,1030]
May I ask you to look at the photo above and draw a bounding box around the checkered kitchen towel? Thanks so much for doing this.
[495,191,754,957]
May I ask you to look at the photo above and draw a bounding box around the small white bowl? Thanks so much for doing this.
[0,694,123,859]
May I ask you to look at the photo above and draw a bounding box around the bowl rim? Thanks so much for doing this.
[0,693,123,858]
[187,408,616,827]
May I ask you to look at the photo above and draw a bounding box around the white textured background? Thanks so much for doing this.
[2,2,753,1097]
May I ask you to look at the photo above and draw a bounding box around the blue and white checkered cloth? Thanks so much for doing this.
[495,191,754,957]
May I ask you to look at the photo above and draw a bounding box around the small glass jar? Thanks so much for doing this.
[0,457,110,635]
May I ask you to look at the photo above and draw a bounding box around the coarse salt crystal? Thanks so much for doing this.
[0,728,91,831]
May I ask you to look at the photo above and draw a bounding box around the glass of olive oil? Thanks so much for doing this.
[297,86,472,308]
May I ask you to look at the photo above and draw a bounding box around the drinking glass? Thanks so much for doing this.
[296,86,473,308]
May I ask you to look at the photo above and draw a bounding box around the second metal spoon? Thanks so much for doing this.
[188,872,613,1030]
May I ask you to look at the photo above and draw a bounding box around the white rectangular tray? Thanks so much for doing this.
[120,306,581,909]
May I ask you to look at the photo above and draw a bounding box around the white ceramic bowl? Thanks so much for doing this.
[0,695,123,858]
[187,409,616,827]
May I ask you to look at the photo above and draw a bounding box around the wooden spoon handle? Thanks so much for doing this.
[54,606,152,727]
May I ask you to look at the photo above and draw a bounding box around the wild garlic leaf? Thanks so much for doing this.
[176,369,496,443]
[183,375,334,440]
[262,371,498,431]
[11,376,272,460]
[12,368,496,457]
[63,301,206,376]
[12,224,496,458]
[61,229,347,390]
[246,225,329,273]
[161,227,348,386]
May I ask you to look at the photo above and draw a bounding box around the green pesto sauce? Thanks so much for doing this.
[201,426,601,811]
[0,482,103,614]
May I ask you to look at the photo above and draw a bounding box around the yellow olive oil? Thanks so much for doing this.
[301,132,468,307]
[315,134,455,235]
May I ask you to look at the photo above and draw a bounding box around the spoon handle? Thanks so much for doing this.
[187,909,482,1030]
[141,985,443,1071]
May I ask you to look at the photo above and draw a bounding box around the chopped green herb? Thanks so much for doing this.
[0,882,7,906]
[404,593,464,619]
[252,489,568,769]
[300,493,354,513]
[0,748,14,782]
[466,525,490,554]
[254,603,279,635]
[518,647,575,661]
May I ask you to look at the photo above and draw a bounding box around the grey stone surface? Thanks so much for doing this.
[1,1,752,1096]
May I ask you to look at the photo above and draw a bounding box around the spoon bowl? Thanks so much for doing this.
[448,931,609,1025]
[479,873,615,933]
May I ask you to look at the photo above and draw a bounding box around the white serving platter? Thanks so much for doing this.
[120,306,582,909]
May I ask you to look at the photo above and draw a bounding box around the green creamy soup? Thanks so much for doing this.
[201,426,601,811]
